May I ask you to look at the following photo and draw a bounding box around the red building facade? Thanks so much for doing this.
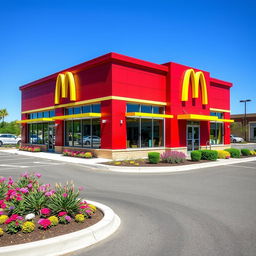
[18,53,233,159]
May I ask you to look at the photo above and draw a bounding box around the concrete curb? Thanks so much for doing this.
[97,157,256,173]
[0,200,121,256]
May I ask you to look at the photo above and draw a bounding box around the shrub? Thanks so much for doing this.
[75,214,85,223]
[200,150,218,161]
[48,216,59,226]
[224,148,241,158]
[47,183,81,216]
[191,150,202,161]
[250,150,256,156]
[161,151,186,164]
[22,221,35,233]
[19,146,41,152]
[148,152,160,164]
[63,150,93,158]
[0,215,8,224]
[217,150,231,159]
[241,148,251,156]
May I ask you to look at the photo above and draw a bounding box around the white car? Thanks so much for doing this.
[0,134,21,146]
[83,136,101,145]
[230,134,244,143]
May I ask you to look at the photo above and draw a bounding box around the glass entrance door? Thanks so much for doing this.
[187,125,200,151]
[48,124,55,151]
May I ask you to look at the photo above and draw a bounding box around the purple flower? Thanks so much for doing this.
[9,206,15,210]
[65,215,71,222]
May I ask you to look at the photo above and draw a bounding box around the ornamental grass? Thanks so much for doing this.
[0,172,97,235]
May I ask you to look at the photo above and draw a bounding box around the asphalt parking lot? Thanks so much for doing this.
[0,151,256,256]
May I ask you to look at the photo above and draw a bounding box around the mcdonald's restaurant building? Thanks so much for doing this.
[18,53,233,159]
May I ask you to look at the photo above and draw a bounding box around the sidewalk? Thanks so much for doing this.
[0,149,255,173]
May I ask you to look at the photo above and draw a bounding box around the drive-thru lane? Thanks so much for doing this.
[0,152,255,256]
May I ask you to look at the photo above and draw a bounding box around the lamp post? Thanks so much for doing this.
[240,99,251,141]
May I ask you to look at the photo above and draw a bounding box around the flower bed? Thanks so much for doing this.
[0,173,102,246]
[19,146,41,152]
[63,149,93,158]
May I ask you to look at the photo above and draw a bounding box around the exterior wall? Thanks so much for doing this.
[19,53,233,158]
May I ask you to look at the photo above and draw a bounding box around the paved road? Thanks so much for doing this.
[0,151,256,256]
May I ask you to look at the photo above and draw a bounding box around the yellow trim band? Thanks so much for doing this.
[209,108,230,113]
[177,114,218,121]
[126,112,173,118]
[22,96,167,114]
[16,118,54,124]
[53,113,101,120]
[215,119,234,123]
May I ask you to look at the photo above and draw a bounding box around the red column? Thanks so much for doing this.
[54,108,64,147]
[200,121,210,146]
[101,99,126,149]
[224,112,231,144]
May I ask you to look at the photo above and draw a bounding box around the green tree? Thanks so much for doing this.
[0,121,20,135]
[0,109,9,127]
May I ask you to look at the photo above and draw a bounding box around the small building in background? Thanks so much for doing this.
[231,113,256,142]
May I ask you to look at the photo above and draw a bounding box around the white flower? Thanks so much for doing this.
[25,213,35,220]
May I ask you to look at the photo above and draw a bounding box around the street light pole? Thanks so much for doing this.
[240,99,251,141]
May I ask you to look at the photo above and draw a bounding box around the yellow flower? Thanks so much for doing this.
[75,214,85,223]
[22,221,35,233]
[88,204,97,212]
[0,228,4,236]
[48,216,59,226]
[0,215,8,224]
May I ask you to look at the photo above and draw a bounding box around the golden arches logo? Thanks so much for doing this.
[54,72,77,104]
[181,69,208,105]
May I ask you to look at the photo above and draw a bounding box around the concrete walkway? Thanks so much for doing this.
[1,149,256,173]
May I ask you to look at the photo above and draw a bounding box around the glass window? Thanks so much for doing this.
[31,113,37,119]
[43,123,49,144]
[65,121,73,146]
[127,104,140,112]
[73,120,81,147]
[141,119,153,147]
[49,110,55,117]
[92,119,101,148]
[65,108,73,115]
[210,123,223,144]
[43,111,49,118]
[37,124,43,144]
[210,112,223,119]
[141,105,152,113]
[37,112,43,118]
[82,119,91,147]
[153,106,160,114]
[73,107,81,114]
[127,118,140,148]
[82,105,91,113]
[153,119,164,147]
[92,104,100,113]
[32,124,37,144]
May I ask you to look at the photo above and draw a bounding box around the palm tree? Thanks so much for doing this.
[0,109,8,127]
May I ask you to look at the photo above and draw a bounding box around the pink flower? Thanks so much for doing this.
[27,183,33,189]
[78,186,84,191]
[21,172,29,178]
[58,211,67,217]
[85,209,92,214]
[5,214,21,224]
[62,193,68,198]
[35,173,42,178]
[20,187,29,194]
[8,177,14,185]
[0,177,6,183]
[41,208,51,216]
[38,218,51,229]
[65,215,71,222]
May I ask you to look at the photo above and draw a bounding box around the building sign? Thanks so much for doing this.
[181,69,208,105]
[54,72,77,104]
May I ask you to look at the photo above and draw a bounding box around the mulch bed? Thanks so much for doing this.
[0,209,103,247]
[103,159,212,167]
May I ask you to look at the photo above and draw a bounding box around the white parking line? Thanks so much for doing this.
[0,164,28,168]
[0,163,65,171]
[228,164,256,169]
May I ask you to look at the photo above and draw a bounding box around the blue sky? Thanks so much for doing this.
[0,0,255,121]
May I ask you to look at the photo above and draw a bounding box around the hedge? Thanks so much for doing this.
[241,148,251,156]
[200,150,218,161]
[191,150,202,161]
[148,152,160,164]
[224,148,241,158]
